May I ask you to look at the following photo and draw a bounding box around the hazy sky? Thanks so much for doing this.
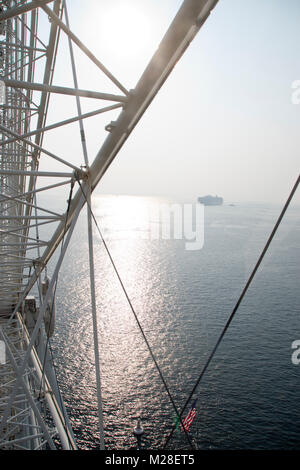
[39,0,300,205]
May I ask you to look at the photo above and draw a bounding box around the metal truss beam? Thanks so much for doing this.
[0,103,122,147]
[0,1,53,21]
[2,79,127,102]
[0,169,74,178]
[0,123,82,172]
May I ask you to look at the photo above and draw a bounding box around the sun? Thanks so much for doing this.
[96,0,154,62]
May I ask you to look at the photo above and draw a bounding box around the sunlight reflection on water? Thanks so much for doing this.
[48,196,300,450]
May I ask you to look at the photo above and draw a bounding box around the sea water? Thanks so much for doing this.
[46,196,300,450]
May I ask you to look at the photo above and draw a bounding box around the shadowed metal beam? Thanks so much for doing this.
[0,0,53,21]
[0,169,74,178]
[1,79,127,102]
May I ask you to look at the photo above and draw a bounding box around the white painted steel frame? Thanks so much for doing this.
[0,0,219,450]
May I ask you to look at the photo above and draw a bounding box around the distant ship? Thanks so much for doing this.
[197,195,223,206]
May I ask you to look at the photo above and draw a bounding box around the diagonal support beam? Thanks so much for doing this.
[0,123,81,172]
[37,1,129,96]
[0,103,123,148]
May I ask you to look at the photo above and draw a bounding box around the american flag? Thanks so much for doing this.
[181,399,197,432]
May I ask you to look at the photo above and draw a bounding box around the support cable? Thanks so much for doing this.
[64,2,106,445]
[163,173,300,449]
[76,178,195,450]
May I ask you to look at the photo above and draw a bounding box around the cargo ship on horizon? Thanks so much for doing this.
[197,195,223,206]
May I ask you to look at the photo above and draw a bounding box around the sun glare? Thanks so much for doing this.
[96,1,154,62]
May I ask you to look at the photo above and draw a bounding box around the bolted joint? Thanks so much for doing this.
[105,120,117,132]
[73,168,87,182]
[32,257,42,269]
